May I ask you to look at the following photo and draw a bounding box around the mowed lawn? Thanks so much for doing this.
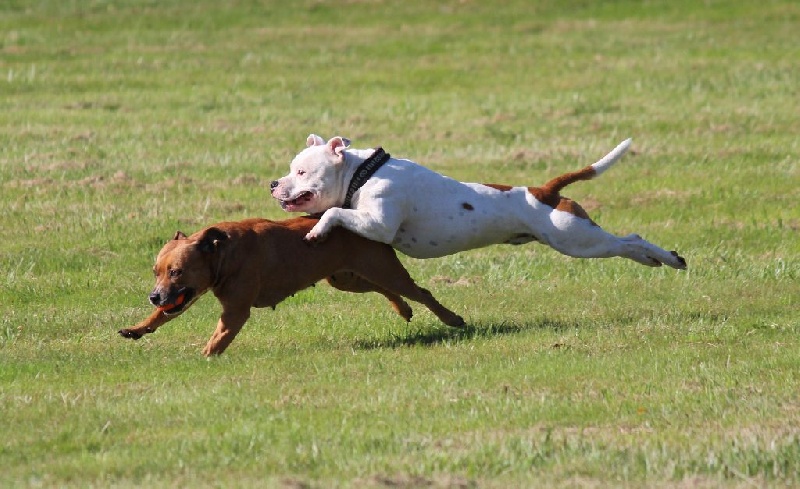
[1,0,798,487]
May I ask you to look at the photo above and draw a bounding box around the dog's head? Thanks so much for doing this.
[270,134,351,214]
[148,227,229,316]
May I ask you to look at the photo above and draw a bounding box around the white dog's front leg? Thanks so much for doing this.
[306,207,400,244]
[305,209,343,242]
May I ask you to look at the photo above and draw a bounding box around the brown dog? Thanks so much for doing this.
[119,216,464,355]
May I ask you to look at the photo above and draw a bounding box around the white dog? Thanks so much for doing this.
[270,134,686,269]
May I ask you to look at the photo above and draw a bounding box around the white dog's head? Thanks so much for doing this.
[270,134,352,214]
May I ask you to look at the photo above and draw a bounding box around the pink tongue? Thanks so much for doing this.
[291,193,311,205]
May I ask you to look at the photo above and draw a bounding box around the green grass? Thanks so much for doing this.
[1,0,799,487]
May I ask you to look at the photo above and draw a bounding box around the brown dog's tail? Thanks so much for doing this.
[542,138,632,194]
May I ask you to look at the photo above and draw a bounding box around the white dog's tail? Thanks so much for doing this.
[542,138,632,194]
[591,138,632,176]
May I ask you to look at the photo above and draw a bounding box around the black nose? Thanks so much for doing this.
[270,180,279,190]
[149,292,161,306]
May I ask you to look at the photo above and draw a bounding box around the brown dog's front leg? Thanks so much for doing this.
[119,309,172,340]
[202,308,250,356]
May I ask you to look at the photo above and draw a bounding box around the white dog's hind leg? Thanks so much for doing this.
[540,220,686,269]
[618,234,687,269]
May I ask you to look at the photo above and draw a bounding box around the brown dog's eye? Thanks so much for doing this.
[169,269,182,278]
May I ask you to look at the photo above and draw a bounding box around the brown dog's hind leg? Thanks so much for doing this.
[348,251,465,328]
[409,286,465,327]
[202,308,250,356]
[326,271,414,321]
[119,309,173,340]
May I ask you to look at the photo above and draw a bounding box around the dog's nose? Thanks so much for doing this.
[149,292,161,306]
[269,180,279,190]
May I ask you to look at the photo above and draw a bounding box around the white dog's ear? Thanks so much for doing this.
[306,134,325,147]
[327,136,349,157]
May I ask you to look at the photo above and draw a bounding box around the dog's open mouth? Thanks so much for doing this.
[158,288,196,316]
[280,191,314,210]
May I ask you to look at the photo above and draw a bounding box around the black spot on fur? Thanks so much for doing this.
[461,202,474,211]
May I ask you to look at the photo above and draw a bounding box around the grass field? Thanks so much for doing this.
[1,0,799,487]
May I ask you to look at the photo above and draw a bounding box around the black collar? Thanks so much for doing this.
[342,147,390,209]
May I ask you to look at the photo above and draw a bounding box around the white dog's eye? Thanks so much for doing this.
[296,169,306,176]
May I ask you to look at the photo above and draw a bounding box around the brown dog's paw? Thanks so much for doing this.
[118,329,142,340]
[392,300,413,322]
[450,315,466,328]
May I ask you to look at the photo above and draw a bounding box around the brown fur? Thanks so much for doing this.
[119,216,464,356]
[483,164,598,224]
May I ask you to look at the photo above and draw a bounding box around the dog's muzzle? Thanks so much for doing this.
[150,288,195,316]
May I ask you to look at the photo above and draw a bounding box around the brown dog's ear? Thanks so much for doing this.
[196,227,229,253]
[173,231,188,240]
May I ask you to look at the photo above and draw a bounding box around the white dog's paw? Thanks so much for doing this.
[304,232,323,243]
[304,224,330,243]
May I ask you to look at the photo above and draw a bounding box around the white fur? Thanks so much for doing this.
[270,136,685,269]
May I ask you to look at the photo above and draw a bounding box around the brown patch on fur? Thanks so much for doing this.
[529,185,596,223]
[482,183,513,192]
[527,186,584,217]
[483,165,599,222]
[540,165,597,194]
[530,165,599,222]
[554,197,594,222]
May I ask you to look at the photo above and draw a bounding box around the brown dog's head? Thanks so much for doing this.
[148,227,229,316]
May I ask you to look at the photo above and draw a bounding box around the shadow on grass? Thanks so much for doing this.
[354,317,579,350]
